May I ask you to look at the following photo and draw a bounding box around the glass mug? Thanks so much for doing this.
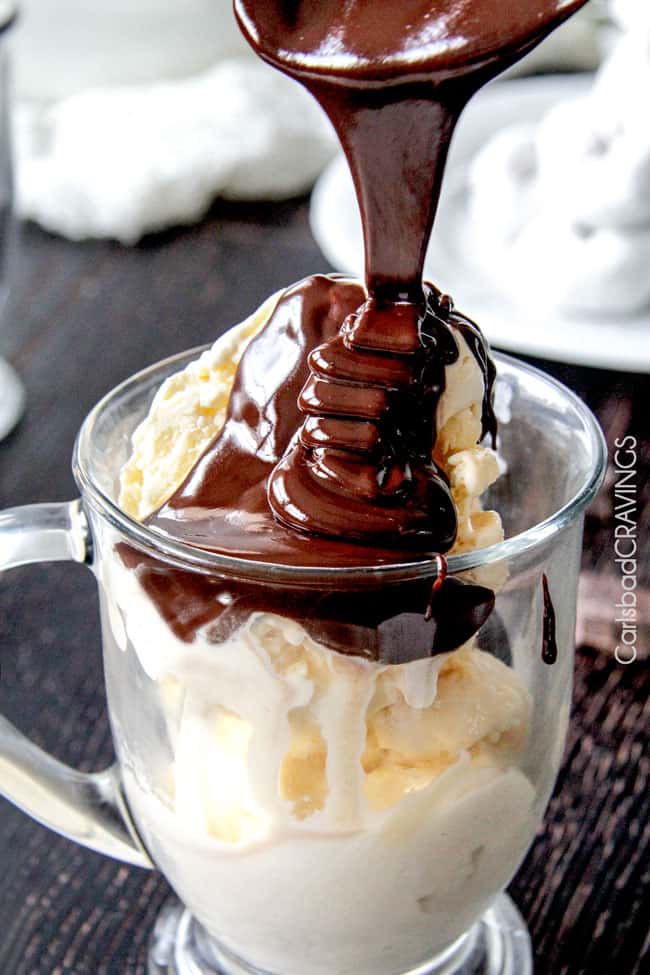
[0,349,605,975]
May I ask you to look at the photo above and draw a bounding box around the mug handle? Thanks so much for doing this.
[0,500,152,869]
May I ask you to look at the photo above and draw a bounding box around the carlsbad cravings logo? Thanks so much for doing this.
[612,436,638,664]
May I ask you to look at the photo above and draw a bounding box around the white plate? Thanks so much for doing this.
[310,75,650,373]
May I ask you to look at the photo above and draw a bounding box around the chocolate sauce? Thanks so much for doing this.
[268,287,466,551]
[118,544,495,664]
[148,0,586,556]
[230,0,586,550]
[128,1,587,660]
[140,281,496,661]
[541,573,558,666]
[150,276,494,562]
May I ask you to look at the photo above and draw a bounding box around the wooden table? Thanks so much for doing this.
[0,202,648,974]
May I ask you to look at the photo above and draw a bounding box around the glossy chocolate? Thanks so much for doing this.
[143,276,498,661]
[541,573,559,666]
[234,1,588,82]
[267,284,500,549]
[231,0,586,548]
[148,275,493,566]
[118,544,495,663]
[134,0,586,659]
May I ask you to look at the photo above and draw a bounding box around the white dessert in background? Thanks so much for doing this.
[101,289,535,974]
[468,0,650,316]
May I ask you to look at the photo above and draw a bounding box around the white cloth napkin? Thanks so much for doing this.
[14,60,337,244]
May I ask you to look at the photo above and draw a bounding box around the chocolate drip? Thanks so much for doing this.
[541,573,558,666]
[268,285,496,551]
[118,544,495,664]
[124,0,589,661]
[234,0,587,546]
[141,275,497,658]
[451,304,499,448]
[148,275,495,568]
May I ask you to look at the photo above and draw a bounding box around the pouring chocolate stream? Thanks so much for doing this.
[234,0,587,552]
[131,0,588,659]
[151,0,586,555]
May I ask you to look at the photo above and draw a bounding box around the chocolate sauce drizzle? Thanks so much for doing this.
[124,0,587,661]
[268,285,496,552]
[541,573,558,666]
[148,275,493,567]
[118,544,495,664]
[233,0,587,550]
[139,276,498,661]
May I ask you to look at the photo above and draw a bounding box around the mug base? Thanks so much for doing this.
[147,893,532,975]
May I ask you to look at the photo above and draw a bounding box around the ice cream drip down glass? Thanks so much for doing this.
[0,343,605,975]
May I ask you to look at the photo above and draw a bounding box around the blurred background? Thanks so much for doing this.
[0,2,647,974]
[5,0,647,369]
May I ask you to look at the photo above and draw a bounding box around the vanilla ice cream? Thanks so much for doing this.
[98,284,536,975]
[102,584,534,974]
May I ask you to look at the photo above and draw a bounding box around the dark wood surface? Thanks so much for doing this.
[0,202,648,975]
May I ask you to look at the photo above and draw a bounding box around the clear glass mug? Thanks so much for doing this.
[0,349,606,975]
